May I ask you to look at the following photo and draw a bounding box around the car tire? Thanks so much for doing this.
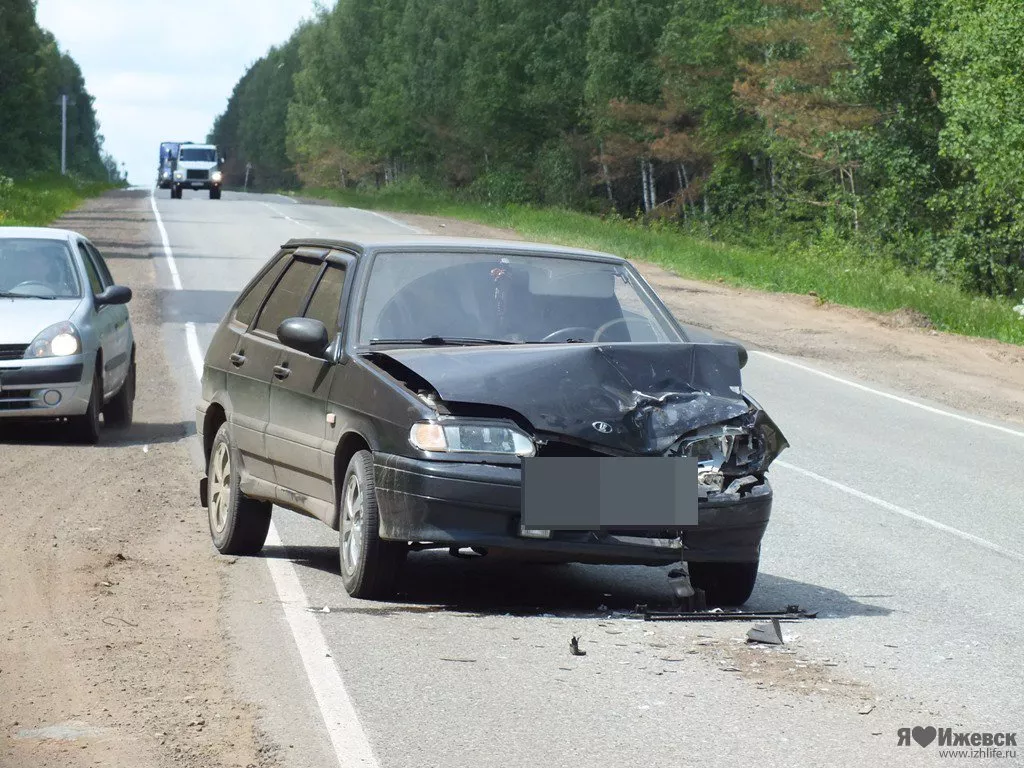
[102,358,135,429]
[70,369,102,445]
[688,561,759,606]
[209,188,221,200]
[338,450,407,599]
[207,422,272,555]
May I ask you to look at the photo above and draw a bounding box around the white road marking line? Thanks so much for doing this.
[351,207,427,233]
[775,459,1024,564]
[261,201,319,233]
[153,193,380,768]
[751,350,1024,439]
[263,526,380,768]
[150,188,181,290]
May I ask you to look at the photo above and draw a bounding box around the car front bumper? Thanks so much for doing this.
[373,453,772,566]
[0,355,92,419]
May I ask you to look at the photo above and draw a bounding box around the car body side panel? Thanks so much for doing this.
[224,325,279,484]
[266,349,336,503]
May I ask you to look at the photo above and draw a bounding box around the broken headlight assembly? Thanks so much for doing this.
[669,415,785,494]
[409,418,536,457]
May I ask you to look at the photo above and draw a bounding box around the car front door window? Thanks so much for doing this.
[254,258,322,337]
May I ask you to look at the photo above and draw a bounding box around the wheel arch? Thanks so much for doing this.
[202,401,228,466]
[330,431,373,529]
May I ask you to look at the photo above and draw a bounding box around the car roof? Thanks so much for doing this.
[0,227,79,243]
[281,234,626,263]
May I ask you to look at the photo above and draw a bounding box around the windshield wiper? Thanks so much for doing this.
[0,291,57,300]
[369,335,522,346]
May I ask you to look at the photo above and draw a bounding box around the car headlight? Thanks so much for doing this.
[409,419,535,457]
[161,171,170,179]
[25,321,81,358]
[174,171,184,180]
[212,171,223,182]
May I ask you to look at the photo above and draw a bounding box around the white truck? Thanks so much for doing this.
[169,143,225,200]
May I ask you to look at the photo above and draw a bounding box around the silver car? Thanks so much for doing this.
[0,227,135,443]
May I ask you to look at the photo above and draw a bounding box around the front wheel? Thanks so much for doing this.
[688,561,759,606]
[103,358,135,429]
[207,422,272,555]
[209,187,221,200]
[70,369,102,445]
[338,450,406,599]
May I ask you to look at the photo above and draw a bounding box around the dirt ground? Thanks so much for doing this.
[397,211,1024,427]
[0,191,276,768]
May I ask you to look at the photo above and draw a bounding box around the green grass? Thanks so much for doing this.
[292,185,1024,346]
[0,174,114,227]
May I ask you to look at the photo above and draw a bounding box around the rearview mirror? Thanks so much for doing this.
[96,285,132,306]
[278,317,329,358]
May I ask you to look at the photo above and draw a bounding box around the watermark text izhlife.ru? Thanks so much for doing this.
[897,726,1018,758]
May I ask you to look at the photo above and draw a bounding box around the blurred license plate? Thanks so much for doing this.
[522,456,698,530]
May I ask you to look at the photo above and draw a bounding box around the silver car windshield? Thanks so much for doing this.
[0,239,82,299]
[358,251,684,345]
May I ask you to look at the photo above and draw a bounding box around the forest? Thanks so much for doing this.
[0,0,117,181]
[210,0,1024,300]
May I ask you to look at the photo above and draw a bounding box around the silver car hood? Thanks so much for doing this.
[0,298,83,344]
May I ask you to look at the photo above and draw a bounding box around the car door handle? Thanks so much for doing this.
[273,364,291,380]
[229,352,246,367]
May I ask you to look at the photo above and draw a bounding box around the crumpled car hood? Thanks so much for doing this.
[370,343,763,455]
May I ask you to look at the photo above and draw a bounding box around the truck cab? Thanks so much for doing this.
[157,141,180,189]
[170,143,224,199]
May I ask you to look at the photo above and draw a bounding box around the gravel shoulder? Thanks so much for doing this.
[0,191,276,768]
[396,210,1024,427]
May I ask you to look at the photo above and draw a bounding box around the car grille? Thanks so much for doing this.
[0,344,27,361]
[0,390,34,410]
[186,169,209,180]
[535,440,612,457]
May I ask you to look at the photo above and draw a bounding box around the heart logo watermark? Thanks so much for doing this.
[912,726,937,748]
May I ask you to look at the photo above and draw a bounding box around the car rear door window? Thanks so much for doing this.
[254,258,321,336]
[234,253,290,326]
[303,265,346,332]
[77,243,104,295]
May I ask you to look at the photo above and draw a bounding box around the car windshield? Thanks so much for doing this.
[0,238,82,299]
[358,250,684,345]
[180,148,216,162]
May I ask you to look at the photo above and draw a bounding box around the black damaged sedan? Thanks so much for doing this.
[196,236,787,603]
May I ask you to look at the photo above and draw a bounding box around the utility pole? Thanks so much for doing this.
[244,162,252,192]
[60,93,67,175]
[55,91,75,175]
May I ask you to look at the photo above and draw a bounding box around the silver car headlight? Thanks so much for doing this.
[211,170,223,182]
[174,171,184,180]
[25,321,81,358]
[409,419,535,457]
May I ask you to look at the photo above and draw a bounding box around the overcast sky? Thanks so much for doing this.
[36,0,324,186]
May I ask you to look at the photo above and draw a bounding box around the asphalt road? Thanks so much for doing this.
[151,188,1023,768]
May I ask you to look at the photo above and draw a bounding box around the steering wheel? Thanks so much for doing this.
[10,281,56,295]
[540,326,596,343]
[593,317,660,342]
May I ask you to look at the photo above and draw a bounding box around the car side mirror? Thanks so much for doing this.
[729,341,748,369]
[278,317,330,358]
[96,285,132,306]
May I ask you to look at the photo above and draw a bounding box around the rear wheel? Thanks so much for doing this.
[103,358,135,429]
[70,370,102,445]
[338,450,406,599]
[688,561,759,606]
[207,422,272,555]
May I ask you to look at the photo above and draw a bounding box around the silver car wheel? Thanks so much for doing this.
[340,473,364,574]
[209,441,231,534]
